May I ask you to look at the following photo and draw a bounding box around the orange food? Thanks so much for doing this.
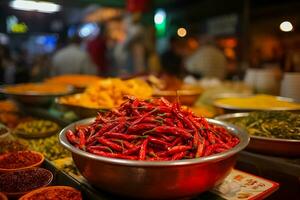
[0,101,18,112]
[19,186,82,200]
[3,83,70,95]
[59,78,153,109]
[45,74,101,88]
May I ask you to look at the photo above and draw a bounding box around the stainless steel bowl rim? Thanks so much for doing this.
[0,85,75,97]
[59,117,249,167]
[55,97,110,111]
[215,112,300,143]
[213,96,300,111]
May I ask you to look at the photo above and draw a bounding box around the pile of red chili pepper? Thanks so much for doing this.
[66,96,240,161]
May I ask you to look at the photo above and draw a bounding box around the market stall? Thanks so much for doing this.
[2,74,298,199]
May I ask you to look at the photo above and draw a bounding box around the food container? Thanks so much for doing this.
[213,95,300,113]
[0,151,44,173]
[0,84,74,107]
[244,68,281,95]
[0,193,7,200]
[14,120,60,139]
[56,98,108,119]
[0,168,53,198]
[280,72,300,102]
[59,118,249,199]
[19,186,82,200]
[215,113,300,156]
[152,89,202,106]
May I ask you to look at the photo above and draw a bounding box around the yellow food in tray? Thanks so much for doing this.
[59,78,153,109]
[214,94,300,110]
[45,74,101,88]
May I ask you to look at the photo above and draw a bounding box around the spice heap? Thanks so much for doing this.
[19,186,82,200]
[215,95,300,110]
[66,96,239,161]
[0,168,52,193]
[0,140,28,154]
[15,120,59,138]
[227,111,300,140]
[59,78,153,109]
[23,134,70,161]
[0,151,41,169]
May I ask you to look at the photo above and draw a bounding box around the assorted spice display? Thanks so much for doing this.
[66,96,240,161]
[226,111,300,140]
[2,83,71,95]
[0,151,42,169]
[214,95,300,110]
[0,168,52,193]
[19,186,82,200]
[59,78,153,109]
[15,120,59,138]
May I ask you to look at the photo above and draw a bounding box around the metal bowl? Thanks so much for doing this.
[152,89,202,106]
[59,118,249,199]
[55,98,109,118]
[0,85,74,107]
[213,96,300,113]
[215,113,300,156]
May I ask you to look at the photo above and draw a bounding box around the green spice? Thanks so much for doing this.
[227,111,300,140]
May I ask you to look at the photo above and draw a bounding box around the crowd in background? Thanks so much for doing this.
[2,18,300,85]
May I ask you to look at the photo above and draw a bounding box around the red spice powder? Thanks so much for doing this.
[25,188,82,200]
[0,168,52,193]
[0,151,41,169]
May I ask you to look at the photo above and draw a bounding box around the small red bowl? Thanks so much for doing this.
[0,151,44,174]
[0,192,7,200]
[0,168,53,199]
[19,186,82,200]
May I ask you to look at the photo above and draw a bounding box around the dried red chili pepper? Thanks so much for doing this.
[139,138,148,160]
[66,130,78,144]
[196,139,205,158]
[152,126,193,139]
[148,136,170,148]
[127,123,157,133]
[97,138,123,152]
[123,146,141,155]
[103,132,139,140]
[172,151,187,160]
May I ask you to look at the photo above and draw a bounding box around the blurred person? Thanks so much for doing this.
[285,41,300,72]
[185,36,227,79]
[0,45,16,84]
[51,35,97,76]
[160,36,185,77]
[31,54,51,82]
[119,13,147,75]
[86,24,108,75]
[15,48,30,83]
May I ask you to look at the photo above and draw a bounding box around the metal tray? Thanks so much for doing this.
[0,85,74,107]
[213,96,300,112]
[215,113,300,156]
[55,98,109,119]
